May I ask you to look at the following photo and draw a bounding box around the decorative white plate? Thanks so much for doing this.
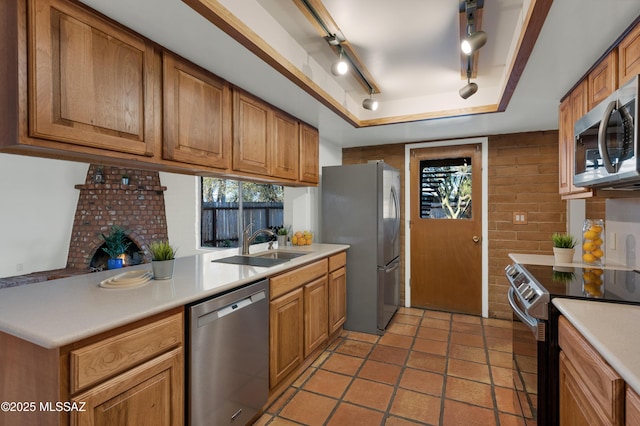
[99,270,153,289]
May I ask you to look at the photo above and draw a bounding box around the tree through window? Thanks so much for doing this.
[419,157,472,219]
[201,178,284,247]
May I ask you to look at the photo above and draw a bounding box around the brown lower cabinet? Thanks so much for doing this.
[0,308,184,426]
[269,251,347,391]
[558,316,624,425]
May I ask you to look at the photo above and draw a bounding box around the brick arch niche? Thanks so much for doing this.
[66,164,169,271]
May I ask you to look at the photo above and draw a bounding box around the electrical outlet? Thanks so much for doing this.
[513,211,528,225]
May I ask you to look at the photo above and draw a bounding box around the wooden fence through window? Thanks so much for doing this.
[202,202,284,247]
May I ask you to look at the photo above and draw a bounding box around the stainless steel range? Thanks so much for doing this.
[505,262,640,424]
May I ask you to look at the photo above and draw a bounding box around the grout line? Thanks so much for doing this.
[262,309,524,425]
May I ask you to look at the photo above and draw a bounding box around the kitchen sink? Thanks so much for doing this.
[211,250,308,267]
[252,251,306,260]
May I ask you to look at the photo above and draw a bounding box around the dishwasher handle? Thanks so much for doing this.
[197,290,266,328]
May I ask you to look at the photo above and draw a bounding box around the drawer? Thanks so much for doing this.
[558,316,624,424]
[328,251,346,272]
[270,259,327,300]
[70,312,183,393]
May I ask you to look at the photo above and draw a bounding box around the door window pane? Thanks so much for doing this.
[419,157,472,219]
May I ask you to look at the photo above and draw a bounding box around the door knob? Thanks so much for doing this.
[472,236,480,243]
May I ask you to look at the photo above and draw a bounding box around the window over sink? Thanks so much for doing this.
[201,178,284,248]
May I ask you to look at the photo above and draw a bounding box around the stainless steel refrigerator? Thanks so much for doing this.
[321,162,401,335]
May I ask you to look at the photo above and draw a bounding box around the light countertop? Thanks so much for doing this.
[553,298,640,395]
[508,253,631,270]
[0,243,349,349]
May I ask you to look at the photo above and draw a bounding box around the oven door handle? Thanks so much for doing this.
[508,287,545,341]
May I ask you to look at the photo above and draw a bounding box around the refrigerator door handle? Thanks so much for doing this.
[382,259,400,272]
[390,185,400,242]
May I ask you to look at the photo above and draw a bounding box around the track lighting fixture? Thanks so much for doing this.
[331,48,349,76]
[459,80,478,99]
[459,57,478,99]
[362,91,378,111]
[461,30,487,55]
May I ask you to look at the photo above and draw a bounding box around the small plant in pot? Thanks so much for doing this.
[148,240,177,280]
[551,232,576,264]
[276,226,289,247]
[101,225,131,269]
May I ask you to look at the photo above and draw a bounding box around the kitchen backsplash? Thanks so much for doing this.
[606,198,640,269]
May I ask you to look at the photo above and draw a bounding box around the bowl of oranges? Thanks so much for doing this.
[582,219,604,266]
[291,230,313,246]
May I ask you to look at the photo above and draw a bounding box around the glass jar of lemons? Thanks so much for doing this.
[582,219,605,266]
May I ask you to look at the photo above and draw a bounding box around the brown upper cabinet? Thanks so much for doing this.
[618,22,640,87]
[233,89,320,184]
[29,0,160,156]
[163,51,231,170]
[233,89,272,176]
[558,19,640,198]
[299,124,320,184]
[588,51,617,111]
[559,81,591,198]
[0,0,320,185]
[273,111,300,181]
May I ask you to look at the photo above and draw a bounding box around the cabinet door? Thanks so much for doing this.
[71,347,183,426]
[269,288,304,388]
[618,22,640,87]
[29,0,158,156]
[328,266,347,335]
[272,111,299,180]
[163,52,231,169]
[559,80,591,197]
[588,51,618,110]
[233,90,271,175]
[558,316,624,425]
[304,276,329,357]
[627,385,640,426]
[558,96,573,196]
[559,352,595,426]
[299,123,319,184]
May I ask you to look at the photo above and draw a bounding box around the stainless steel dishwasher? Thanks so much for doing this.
[187,279,269,425]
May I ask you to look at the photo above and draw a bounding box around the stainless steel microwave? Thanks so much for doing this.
[574,75,639,189]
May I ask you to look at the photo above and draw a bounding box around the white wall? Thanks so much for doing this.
[0,154,87,277]
[0,136,344,278]
[605,198,640,268]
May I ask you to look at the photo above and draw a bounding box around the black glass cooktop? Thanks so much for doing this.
[522,264,640,304]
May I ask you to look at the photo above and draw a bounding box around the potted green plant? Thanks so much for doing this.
[148,240,177,280]
[276,226,288,247]
[551,232,576,264]
[100,225,131,269]
[121,174,130,185]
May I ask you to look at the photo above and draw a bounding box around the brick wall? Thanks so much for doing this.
[487,131,565,318]
[66,164,168,270]
[343,131,568,319]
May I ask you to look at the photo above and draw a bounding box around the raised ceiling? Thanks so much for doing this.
[78,0,640,147]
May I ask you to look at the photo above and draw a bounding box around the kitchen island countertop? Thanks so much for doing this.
[553,298,640,395]
[0,243,349,349]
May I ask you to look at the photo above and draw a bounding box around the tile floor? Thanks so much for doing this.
[255,307,536,426]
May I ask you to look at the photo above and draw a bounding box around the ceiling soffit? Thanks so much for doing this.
[182,0,553,128]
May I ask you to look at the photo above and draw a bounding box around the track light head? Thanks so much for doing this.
[331,60,348,76]
[362,97,378,111]
[461,31,487,55]
[459,81,478,99]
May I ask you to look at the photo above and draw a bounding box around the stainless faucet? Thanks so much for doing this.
[241,224,275,255]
